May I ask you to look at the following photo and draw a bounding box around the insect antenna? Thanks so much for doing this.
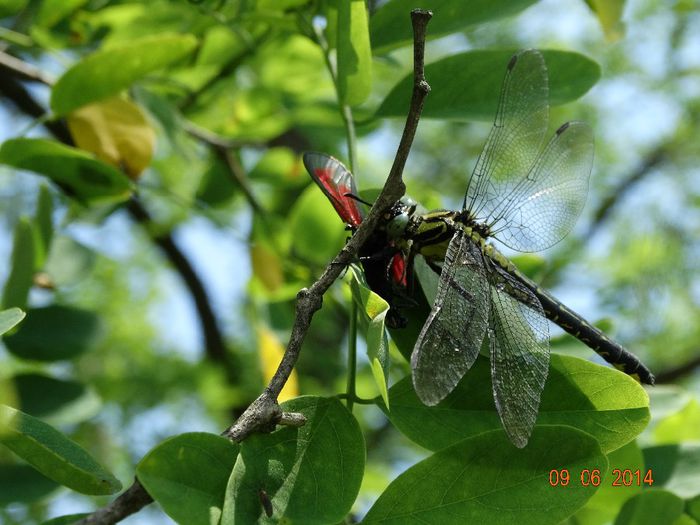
[344,192,374,207]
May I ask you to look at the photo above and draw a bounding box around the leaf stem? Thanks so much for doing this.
[346,299,358,412]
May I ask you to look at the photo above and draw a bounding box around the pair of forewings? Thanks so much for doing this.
[411,49,594,448]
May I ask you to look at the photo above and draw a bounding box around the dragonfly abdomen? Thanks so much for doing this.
[511,269,655,385]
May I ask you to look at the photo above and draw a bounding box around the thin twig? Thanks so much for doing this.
[586,146,666,238]
[655,354,700,383]
[0,50,54,84]
[182,120,264,149]
[77,480,153,525]
[215,147,265,216]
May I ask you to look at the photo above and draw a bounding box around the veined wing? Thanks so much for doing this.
[464,49,549,224]
[488,121,594,252]
[411,230,490,406]
[303,152,364,228]
[488,270,549,448]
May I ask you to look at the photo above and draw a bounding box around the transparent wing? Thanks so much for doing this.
[464,49,549,224]
[489,121,594,252]
[488,271,549,448]
[411,231,490,406]
[303,152,364,227]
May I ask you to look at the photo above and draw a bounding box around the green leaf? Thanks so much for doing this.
[0,405,121,495]
[362,426,606,524]
[137,432,239,525]
[643,443,700,499]
[222,396,365,525]
[386,354,649,454]
[40,514,90,525]
[0,463,59,504]
[653,398,700,443]
[0,139,132,203]
[3,305,101,362]
[369,0,538,53]
[375,49,601,120]
[348,265,390,407]
[572,441,645,525]
[337,0,372,106]
[0,307,25,336]
[614,490,684,525]
[34,185,54,268]
[1,218,35,310]
[12,373,100,424]
[51,33,198,116]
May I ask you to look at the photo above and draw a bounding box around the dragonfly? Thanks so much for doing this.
[380,49,655,447]
[302,152,414,329]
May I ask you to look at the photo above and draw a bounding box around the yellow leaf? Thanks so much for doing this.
[250,243,284,293]
[67,96,155,180]
[257,326,298,402]
[585,0,626,42]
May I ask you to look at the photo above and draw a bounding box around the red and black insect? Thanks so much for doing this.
[303,152,409,329]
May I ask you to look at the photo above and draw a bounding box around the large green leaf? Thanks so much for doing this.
[362,426,606,524]
[51,33,198,115]
[137,432,239,525]
[614,490,684,525]
[1,218,34,310]
[375,49,600,120]
[369,0,539,53]
[337,0,372,106]
[0,139,132,203]
[222,396,365,525]
[3,305,101,362]
[572,441,645,525]
[348,265,390,407]
[386,354,649,454]
[0,405,121,495]
[0,307,25,336]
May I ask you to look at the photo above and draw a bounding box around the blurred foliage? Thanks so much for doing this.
[0,0,699,524]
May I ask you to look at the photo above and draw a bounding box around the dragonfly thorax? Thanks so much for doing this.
[454,209,492,239]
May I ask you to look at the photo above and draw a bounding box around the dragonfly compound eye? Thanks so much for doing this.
[386,212,410,239]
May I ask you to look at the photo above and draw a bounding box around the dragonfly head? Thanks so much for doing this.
[382,197,417,239]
